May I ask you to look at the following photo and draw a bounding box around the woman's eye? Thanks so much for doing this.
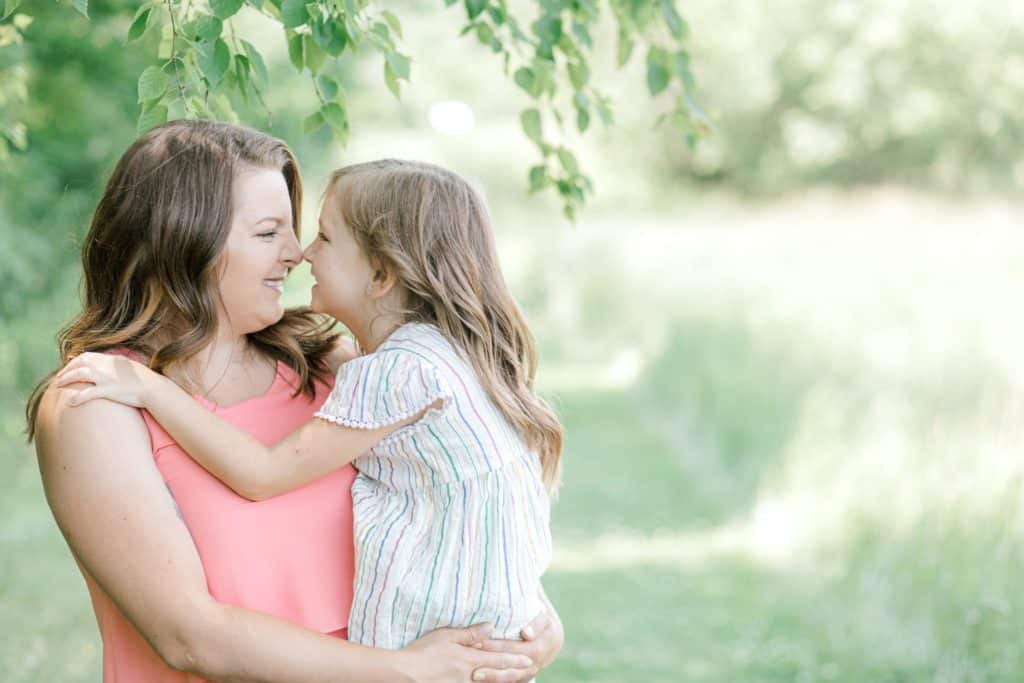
[257,230,278,239]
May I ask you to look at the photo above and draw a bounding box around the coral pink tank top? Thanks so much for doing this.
[79,355,356,682]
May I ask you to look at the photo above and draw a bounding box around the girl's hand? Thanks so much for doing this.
[55,352,156,408]
[326,336,360,373]
[474,608,564,682]
[397,623,534,683]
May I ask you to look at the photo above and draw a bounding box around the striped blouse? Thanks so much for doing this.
[314,322,552,648]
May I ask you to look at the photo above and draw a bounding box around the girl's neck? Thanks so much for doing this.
[350,313,405,354]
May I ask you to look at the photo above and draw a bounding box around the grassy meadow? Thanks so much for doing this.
[4,188,1023,681]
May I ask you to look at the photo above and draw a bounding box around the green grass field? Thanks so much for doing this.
[4,189,1023,681]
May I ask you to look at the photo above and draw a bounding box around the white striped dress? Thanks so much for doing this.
[314,322,552,648]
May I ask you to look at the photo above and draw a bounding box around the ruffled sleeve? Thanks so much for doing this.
[314,349,451,430]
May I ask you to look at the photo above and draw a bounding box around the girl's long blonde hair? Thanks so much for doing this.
[328,160,563,493]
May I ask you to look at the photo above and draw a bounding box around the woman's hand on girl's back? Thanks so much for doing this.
[55,352,157,408]
[397,623,534,683]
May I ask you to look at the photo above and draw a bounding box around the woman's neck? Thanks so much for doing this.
[169,330,261,397]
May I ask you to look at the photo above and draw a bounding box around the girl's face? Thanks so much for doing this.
[216,167,302,335]
[303,187,376,328]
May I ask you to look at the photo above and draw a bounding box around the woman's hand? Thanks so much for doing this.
[55,352,157,408]
[396,623,534,683]
[473,607,564,682]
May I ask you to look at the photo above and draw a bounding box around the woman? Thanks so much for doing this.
[26,120,562,682]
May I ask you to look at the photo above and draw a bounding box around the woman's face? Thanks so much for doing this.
[216,167,303,335]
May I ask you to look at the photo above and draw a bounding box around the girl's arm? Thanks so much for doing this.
[56,352,424,500]
[35,380,531,683]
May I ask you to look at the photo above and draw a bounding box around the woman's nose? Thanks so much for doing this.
[282,231,303,266]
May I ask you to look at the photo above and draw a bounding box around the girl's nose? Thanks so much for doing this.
[302,241,317,264]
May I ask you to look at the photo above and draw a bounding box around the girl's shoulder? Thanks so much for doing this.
[317,326,454,430]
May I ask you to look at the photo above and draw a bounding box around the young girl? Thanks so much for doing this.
[57,159,562,653]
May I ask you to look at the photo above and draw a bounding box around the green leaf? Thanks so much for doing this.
[573,91,589,110]
[188,94,211,118]
[321,102,349,144]
[317,74,338,100]
[384,62,400,98]
[381,9,402,38]
[158,22,174,60]
[532,14,562,47]
[321,102,347,130]
[595,98,613,126]
[487,5,506,24]
[567,61,589,90]
[286,30,304,70]
[520,108,542,145]
[616,29,634,67]
[475,22,496,49]
[137,103,168,135]
[4,122,27,150]
[556,147,579,175]
[528,165,549,193]
[242,40,269,87]
[576,106,590,133]
[370,21,393,47]
[464,0,485,20]
[234,54,251,100]
[127,7,151,41]
[312,15,347,55]
[303,111,325,134]
[571,21,592,49]
[513,67,535,95]
[280,0,308,29]
[647,63,669,96]
[1,0,21,21]
[303,34,326,73]
[661,0,686,39]
[71,0,88,18]
[197,38,231,87]
[210,0,244,19]
[385,51,411,80]
[194,14,223,42]
[646,49,670,96]
[137,66,168,103]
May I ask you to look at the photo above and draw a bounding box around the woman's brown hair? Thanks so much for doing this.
[326,159,563,493]
[26,119,337,439]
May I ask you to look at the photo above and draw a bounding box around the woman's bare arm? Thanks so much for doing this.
[35,381,529,683]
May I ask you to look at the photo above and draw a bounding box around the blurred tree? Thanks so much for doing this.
[650,0,1023,196]
[1,0,704,218]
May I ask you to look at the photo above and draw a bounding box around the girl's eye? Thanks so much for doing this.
[257,230,278,240]
[318,233,329,243]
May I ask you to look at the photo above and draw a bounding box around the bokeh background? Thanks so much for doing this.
[4,1,1024,680]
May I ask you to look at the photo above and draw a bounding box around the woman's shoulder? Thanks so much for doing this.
[34,375,149,461]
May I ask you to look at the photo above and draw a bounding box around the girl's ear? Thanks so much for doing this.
[369,267,399,300]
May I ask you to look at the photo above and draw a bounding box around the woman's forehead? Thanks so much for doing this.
[233,167,291,218]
